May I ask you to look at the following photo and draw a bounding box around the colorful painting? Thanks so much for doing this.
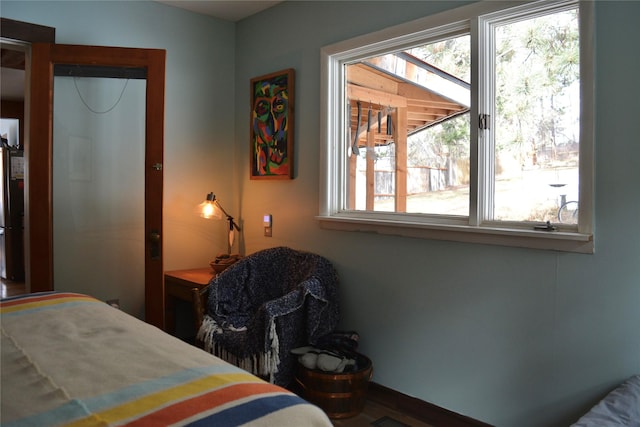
[250,69,294,179]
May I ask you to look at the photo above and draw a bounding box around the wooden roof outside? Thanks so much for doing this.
[346,54,469,212]
[346,57,469,149]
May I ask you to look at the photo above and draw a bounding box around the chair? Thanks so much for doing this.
[196,246,340,387]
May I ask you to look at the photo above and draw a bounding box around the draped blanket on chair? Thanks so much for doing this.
[197,247,340,387]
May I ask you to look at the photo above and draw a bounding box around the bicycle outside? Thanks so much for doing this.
[557,200,579,224]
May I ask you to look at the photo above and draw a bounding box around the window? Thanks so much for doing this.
[319,0,594,253]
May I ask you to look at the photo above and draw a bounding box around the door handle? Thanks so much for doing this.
[149,230,161,260]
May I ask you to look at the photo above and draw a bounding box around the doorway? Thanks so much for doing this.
[31,44,166,327]
[0,19,51,296]
[1,20,166,328]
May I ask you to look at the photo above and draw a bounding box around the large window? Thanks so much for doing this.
[319,0,594,253]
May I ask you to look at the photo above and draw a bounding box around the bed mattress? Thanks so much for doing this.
[1,292,332,426]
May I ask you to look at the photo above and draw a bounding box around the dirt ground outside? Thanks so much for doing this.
[375,165,579,223]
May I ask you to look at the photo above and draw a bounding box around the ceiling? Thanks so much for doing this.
[1,1,284,102]
[155,1,284,22]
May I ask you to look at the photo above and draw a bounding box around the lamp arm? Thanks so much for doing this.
[227,216,241,231]
[215,200,242,231]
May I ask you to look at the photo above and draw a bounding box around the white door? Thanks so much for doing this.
[52,74,146,318]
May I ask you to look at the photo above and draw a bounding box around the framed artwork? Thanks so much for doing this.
[250,68,294,180]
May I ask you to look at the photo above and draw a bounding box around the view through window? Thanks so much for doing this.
[493,9,579,224]
[345,6,579,225]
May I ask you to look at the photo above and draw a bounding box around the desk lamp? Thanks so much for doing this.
[199,192,241,256]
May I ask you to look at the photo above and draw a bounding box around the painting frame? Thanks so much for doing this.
[250,68,295,180]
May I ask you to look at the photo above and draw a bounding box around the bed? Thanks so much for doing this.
[0,292,333,427]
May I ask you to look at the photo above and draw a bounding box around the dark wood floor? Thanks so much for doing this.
[0,278,26,298]
[326,382,491,427]
[331,399,433,427]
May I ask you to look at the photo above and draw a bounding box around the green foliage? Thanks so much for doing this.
[406,34,471,169]
[495,9,579,158]
[407,8,579,170]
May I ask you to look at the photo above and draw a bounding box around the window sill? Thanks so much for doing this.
[316,214,594,254]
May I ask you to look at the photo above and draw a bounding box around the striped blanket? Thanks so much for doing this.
[0,292,332,427]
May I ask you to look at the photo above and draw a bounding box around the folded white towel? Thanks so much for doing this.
[293,346,356,373]
[299,352,319,369]
[317,353,342,372]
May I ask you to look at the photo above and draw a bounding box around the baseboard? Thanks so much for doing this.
[367,382,494,427]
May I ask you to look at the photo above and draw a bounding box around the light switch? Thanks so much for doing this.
[264,214,272,237]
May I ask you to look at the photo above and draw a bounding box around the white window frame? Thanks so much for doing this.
[318,0,594,254]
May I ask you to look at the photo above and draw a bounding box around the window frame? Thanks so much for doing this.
[318,0,594,254]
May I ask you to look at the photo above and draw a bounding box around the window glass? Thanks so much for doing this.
[492,7,580,224]
[345,34,471,216]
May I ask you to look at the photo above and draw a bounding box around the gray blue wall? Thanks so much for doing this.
[2,1,639,426]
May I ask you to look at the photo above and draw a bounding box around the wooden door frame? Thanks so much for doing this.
[29,44,166,328]
[1,18,55,44]
[1,18,55,288]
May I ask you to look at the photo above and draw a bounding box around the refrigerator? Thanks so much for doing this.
[0,146,25,281]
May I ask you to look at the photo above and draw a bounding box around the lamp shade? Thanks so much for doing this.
[199,192,223,219]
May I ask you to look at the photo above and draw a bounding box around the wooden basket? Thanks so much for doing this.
[294,353,372,419]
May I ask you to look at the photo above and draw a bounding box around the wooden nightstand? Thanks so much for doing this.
[164,268,215,336]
